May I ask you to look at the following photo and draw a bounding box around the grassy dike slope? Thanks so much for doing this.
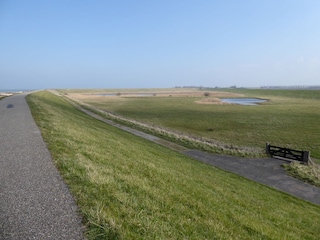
[27,91,320,239]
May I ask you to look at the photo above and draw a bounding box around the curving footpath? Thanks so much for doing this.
[0,94,85,239]
[182,150,320,205]
[73,100,320,206]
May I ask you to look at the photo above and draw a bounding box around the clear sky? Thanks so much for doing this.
[1,0,320,89]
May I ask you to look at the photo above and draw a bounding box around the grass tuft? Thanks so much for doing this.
[283,161,320,187]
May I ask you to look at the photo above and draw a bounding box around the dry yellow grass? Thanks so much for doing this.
[66,89,244,104]
[195,97,229,105]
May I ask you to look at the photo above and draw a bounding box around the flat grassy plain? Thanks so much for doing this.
[27,91,320,239]
[66,88,320,160]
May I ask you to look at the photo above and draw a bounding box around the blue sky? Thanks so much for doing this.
[1,1,320,89]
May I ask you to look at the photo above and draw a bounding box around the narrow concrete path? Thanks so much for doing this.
[183,150,320,205]
[0,94,85,239]
[72,99,320,206]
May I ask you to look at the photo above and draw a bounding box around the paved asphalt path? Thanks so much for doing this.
[0,94,84,239]
[182,150,320,205]
[73,100,320,206]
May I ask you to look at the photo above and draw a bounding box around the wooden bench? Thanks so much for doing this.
[266,143,310,164]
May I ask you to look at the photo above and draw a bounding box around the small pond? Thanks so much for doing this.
[220,98,267,105]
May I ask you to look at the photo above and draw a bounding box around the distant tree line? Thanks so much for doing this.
[261,85,320,89]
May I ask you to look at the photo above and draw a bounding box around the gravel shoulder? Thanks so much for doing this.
[0,94,85,239]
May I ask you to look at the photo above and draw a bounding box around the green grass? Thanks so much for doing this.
[27,91,320,239]
[76,89,320,160]
[214,88,320,100]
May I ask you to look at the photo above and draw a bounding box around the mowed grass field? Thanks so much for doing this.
[27,91,320,239]
[67,88,320,159]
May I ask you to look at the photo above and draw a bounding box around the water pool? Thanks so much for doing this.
[220,98,267,105]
